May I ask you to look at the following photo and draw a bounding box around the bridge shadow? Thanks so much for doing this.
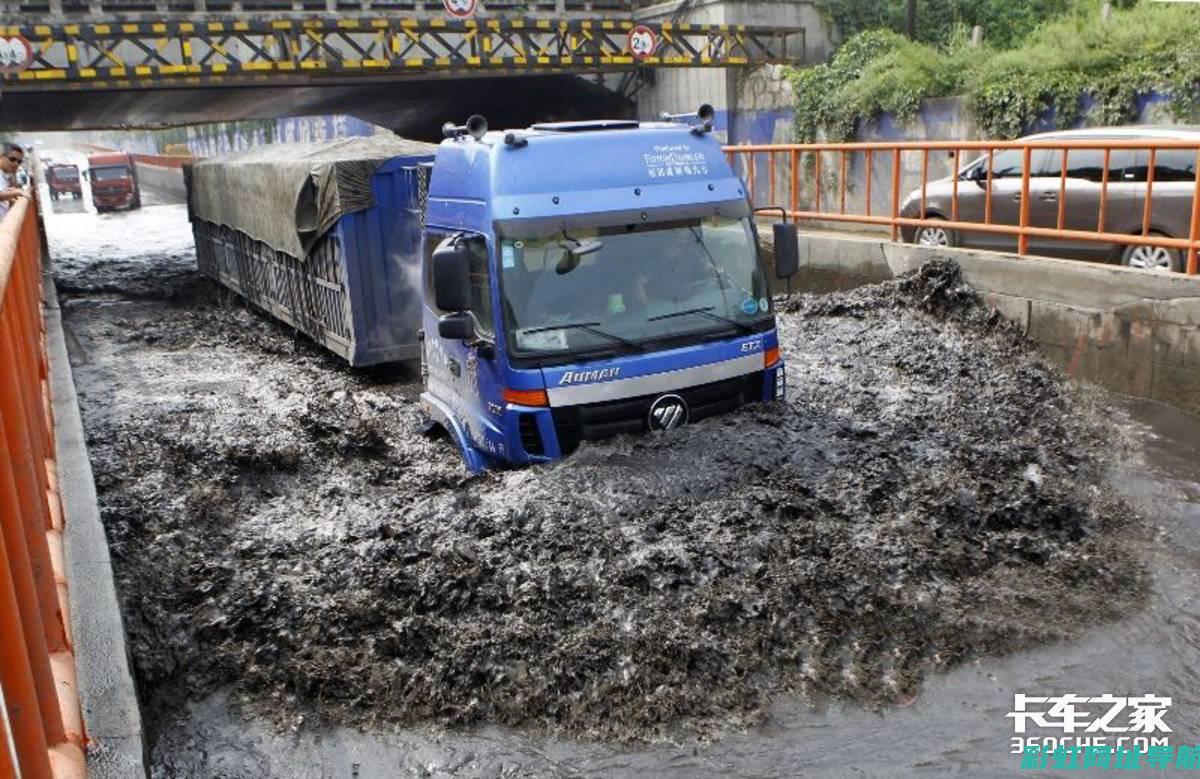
[6,74,632,137]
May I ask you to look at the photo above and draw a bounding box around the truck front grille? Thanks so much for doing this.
[550,372,764,455]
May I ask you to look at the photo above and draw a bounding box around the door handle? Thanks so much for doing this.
[1038,192,1057,202]
[448,358,461,377]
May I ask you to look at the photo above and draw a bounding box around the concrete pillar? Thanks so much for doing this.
[636,1,822,145]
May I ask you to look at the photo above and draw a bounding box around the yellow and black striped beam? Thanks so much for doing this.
[1,17,802,90]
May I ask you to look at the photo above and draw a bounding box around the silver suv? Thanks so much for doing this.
[901,127,1200,271]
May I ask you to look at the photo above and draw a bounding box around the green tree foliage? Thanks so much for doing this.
[792,1,1200,140]
[817,0,1137,50]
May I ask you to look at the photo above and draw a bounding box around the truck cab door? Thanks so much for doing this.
[424,232,508,465]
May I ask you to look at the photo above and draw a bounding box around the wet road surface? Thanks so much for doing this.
[41,177,1200,777]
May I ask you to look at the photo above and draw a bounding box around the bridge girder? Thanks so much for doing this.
[1,16,803,92]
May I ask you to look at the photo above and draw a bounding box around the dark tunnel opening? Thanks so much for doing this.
[1,73,636,137]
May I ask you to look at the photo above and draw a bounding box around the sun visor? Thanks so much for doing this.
[494,199,751,240]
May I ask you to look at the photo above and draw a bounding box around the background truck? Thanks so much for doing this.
[184,112,799,471]
[86,152,141,212]
[46,164,82,200]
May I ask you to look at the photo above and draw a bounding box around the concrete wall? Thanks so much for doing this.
[634,0,828,144]
[69,115,384,159]
[134,161,186,202]
[787,232,1200,416]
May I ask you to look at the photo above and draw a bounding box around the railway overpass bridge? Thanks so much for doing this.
[0,0,811,134]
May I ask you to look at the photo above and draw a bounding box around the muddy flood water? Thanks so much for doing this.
[43,184,1200,777]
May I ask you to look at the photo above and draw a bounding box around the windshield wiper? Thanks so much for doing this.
[520,321,645,352]
[648,306,757,334]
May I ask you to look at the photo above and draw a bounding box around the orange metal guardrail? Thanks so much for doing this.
[0,194,87,778]
[725,139,1200,275]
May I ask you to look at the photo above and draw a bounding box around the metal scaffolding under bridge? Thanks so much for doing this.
[1,15,803,91]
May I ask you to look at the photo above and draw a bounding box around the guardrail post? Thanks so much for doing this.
[790,149,798,216]
[1188,149,1200,276]
[1018,146,1032,255]
[890,148,901,242]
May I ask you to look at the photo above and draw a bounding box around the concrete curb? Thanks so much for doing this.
[43,271,148,778]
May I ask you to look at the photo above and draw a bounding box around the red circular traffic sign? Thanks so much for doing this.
[627,25,658,61]
[443,0,478,19]
[0,36,33,73]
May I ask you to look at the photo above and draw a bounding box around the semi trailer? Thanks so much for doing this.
[86,152,140,212]
[46,164,82,200]
[184,111,799,471]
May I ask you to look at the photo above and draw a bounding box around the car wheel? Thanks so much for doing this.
[1121,236,1182,272]
[914,219,955,248]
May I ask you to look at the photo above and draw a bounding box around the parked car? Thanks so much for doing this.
[901,127,1200,272]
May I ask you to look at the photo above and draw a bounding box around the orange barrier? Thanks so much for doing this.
[130,153,192,170]
[0,195,87,778]
[725,139,1200,275]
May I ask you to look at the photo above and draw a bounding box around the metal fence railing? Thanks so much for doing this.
[725,140,1200,275]
[5,0,638,17]
[0,195,86,778]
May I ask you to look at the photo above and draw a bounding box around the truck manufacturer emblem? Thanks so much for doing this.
[648,394,688,432]
[559,367,621,385]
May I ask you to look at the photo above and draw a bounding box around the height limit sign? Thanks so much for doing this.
[627,25,657,60]
[443,0,478,18]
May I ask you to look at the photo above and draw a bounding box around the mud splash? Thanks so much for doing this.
[57,240,1148,744]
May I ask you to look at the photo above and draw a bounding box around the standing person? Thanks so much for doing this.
[0,143,28,219]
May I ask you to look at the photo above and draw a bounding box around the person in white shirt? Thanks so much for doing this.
[0,143,29,219]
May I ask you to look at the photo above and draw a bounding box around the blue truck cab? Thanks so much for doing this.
[420,111,799,472]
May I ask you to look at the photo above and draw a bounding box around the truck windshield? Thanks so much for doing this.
[91,166,129,181]
[500,216,771,357]
[51,168,79,180]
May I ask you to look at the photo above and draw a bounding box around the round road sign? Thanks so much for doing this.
[0,36,33,73]
[443,0,478,19]
[627,25,658,61]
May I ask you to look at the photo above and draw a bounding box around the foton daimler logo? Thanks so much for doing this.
[558,367,621,385]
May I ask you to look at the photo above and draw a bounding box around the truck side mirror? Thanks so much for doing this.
[432,241,470,312]
[773,223,800,279]
[437,312,475,341]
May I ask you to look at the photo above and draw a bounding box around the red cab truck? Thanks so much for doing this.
[47,164,83,200]
[87,152,141,212]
